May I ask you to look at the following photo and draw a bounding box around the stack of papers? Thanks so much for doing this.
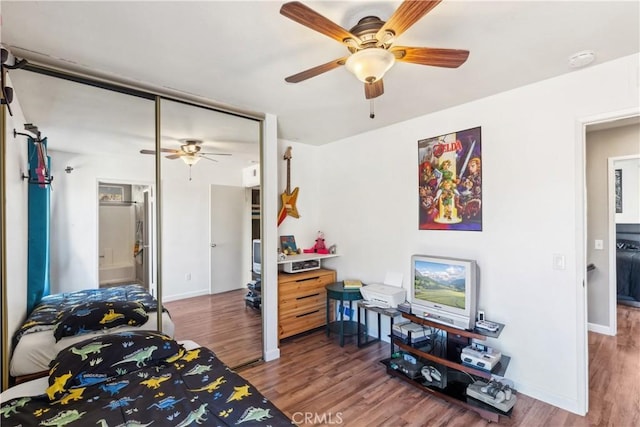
[343,280,362,289]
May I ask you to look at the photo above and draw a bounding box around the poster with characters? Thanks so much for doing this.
[418,126,482,231]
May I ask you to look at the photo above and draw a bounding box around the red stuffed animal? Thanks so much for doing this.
[304,231,329,254]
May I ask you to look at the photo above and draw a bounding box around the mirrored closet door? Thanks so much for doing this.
[3,67,263,377]
[159,99,263,368]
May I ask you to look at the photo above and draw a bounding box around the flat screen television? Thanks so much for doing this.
[410,254,477,330]
[252,239,261,275]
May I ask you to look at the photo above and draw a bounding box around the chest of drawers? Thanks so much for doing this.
[278,268,336,341]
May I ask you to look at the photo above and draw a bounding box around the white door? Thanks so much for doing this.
[210,185,246,294]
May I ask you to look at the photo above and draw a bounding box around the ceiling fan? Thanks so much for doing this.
[280,0,469,101]
[140,139,231,166]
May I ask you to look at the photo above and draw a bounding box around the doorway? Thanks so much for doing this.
[582,111,639,413]
[585,119,640,335]
[98,181,153,290]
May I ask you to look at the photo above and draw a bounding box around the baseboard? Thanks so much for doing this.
[516,384,586,416]
[264,348,280,362]
[587,322,614,336]
[163,289,210,302]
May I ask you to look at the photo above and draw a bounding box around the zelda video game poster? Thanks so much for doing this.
[418,126,482,231]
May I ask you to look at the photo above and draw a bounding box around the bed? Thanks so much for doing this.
[0,331,293,426]
[616,238,640,306]
[10,284,175,379]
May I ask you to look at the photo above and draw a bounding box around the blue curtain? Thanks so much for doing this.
[27,137,51,313]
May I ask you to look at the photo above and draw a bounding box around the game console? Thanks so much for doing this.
[466,380,517,412]
[461,345,502,371]
[392,321,431,345]
[389,354,424,380]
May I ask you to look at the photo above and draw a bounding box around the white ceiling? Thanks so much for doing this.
[2,0,639,149]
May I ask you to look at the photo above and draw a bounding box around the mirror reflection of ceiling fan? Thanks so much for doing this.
[280,0,469,115]
[140,139,231,166]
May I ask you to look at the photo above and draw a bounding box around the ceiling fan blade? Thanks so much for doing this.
[280,1,360,44]
[285,57,348,83]
[391,46,469,68]
[165,154,183,160]
[376,0,442,41]
[199,152,232,156]
[364,79,384,100]
[200,156,219,163]
[140,148,179,155]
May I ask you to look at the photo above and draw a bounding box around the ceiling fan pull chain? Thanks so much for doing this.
[370,99,375,119]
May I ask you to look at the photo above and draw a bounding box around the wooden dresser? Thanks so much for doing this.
[278,268,336,342]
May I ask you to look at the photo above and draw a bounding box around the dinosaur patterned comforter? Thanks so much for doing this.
[13,284,163,345]
[1,332,293,426]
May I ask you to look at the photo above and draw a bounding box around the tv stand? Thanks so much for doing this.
[382,312,513,423]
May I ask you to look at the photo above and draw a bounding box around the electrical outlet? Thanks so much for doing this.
[595,240,604,250]
[185,273,191,281]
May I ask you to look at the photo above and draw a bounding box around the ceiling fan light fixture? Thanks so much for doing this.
[181,154,201,166]
[345,48,395,83]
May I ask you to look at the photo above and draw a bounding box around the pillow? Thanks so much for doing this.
[53,300,149,342]
[46,330,183,400]
[617,239,640,251]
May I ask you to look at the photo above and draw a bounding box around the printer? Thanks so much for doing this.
[360,283,406,308]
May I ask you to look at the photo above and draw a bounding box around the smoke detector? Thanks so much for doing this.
[568,50,595,69]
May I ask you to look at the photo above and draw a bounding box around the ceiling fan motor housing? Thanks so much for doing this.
[181,140,202,153]
[347,16,387,52]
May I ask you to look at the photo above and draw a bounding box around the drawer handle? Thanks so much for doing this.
[296,276,320,283]
[296,309,320,318]
[296,293,320,300]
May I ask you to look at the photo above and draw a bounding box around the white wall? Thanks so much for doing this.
[276,142,325,253]
[47,150,155,293]
[312,54,639,414]
[46,150,247,300]
[161,158,246,301]
[4,75,29,354]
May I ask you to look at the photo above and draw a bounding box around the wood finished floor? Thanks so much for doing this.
[164,289,263,369]
[168,294,639,426]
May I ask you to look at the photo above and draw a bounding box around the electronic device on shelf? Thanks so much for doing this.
[397,301,411,314]
[466,380,517,412]
[392,321,431,345]
[410,254,478,330]
[461,345,502,371]
[247,279,261,292]
[360,283,406,308]
[389,354,424,380]
[282,258,320,273]
[475,320,499,332]
[252,239,261,274]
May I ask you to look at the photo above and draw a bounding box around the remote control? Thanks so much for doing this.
[475,320,499,332]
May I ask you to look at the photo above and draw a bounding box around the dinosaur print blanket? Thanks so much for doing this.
[1,345,293,426]
[13,284,164,346]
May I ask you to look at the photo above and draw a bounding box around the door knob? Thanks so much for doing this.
[210,243,217,248]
